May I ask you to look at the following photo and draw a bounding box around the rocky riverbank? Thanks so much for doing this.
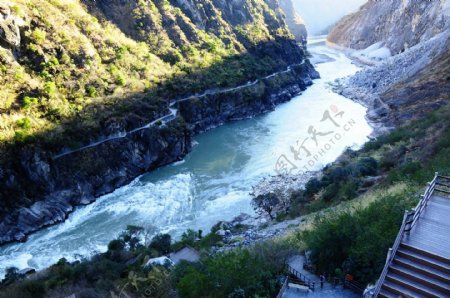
[0,61,319,245]
[331,30,450,135]
[205,212,305,253]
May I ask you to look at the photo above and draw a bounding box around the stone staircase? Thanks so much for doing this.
[379,243,450,297]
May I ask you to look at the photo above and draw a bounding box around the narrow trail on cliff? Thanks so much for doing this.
[52,63,304,160]
[0,37,373,278]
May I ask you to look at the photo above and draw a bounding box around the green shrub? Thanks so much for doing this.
[22,96,39,109]
[252,192,280,219]
[1,267,23,286]
[117,75,126,86]
[304,178,322,197]
[302,193,416,285]
[86,85,98,97]
[43,82,57,97]
[16,117,32,129]
[14,130,32,143]
[16,280,46,298]
[149,233,172,256]
[107,239,125,251]
[321,182,340,201]
[48,56,60,67]
[30,29,46,44]
[176,248,281,298]
[356,157,378,176]
[338,178,359,200]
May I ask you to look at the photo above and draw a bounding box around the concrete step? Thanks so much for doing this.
[394,256,450,285]
[382,280,425,298]
[397,247,450,275]
[386,272,445,298]
[401,243,450,266]
[390,262,450,294]
[378,288,397,298]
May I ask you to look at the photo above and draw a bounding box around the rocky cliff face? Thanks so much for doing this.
[334,31,450,132]
[0,3,21,49]
[0,0,319,244]
[178,62,318,133]
[0,118,191,243]
[279,0,307,43]
[330,0,450,131]
[328,0,450,54]
[0,62,319,244]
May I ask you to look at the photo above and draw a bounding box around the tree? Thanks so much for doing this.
[149,233,172,256]
[122,225,144,250]
[142,224,157,246]
[251,193,280,220]
[301,194,414,285]
[1,267,24,286]
[176,249,281,297]
[181,229,198,244]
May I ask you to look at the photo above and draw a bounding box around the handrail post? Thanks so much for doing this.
[405,209,412,235]
[385,247,392,265]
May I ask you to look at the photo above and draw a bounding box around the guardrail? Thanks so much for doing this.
[373,173,449,297]
[372,210,409,297]
[404,173,439,232]
[287,265,315,291]
[344,276,365,294]
[276,276,289,298]
[435,175,450,194]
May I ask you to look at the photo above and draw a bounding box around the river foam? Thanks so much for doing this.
[0,38,372,278]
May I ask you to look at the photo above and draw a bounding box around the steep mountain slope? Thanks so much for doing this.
[335,30,450,131]
[328,0,450,54]
[329,0,450,132]
[0,0,318,244]
[279,0,307,43]
[0,0,303,147]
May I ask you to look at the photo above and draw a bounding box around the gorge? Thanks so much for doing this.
[0,37,373,279]
[0,0,317,245]
[1,0,449,297]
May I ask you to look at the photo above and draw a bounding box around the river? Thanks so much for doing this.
[0,37,372,278]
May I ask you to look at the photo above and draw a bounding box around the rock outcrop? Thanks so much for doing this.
[329,0,450,131]
[0,2,21,48]
[328,0,450,54]
[0,0,320,244]
[279,0,307,44]
[178,63,318,133]
[333,31,450,131]
[0,59,319,245]
[0,118,191,243]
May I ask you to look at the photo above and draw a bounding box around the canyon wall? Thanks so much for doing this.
[328,0,449,54]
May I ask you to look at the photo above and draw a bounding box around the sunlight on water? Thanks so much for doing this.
[0,39,372,277]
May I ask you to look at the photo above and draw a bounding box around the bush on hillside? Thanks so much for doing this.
[149,233,172,256]
[301,193,416,285]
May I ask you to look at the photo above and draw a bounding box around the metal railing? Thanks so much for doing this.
[287,265,315,291]
[373,173,449,297]
[276,276,289,298]
[435,175,450,194]
[404,173,439,232]
[344,277,365,294]
[373,210,409,297]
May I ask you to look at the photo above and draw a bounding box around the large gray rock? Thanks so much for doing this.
[279,0,307,44]
[328,0,450,54]
[0,2,21,49]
